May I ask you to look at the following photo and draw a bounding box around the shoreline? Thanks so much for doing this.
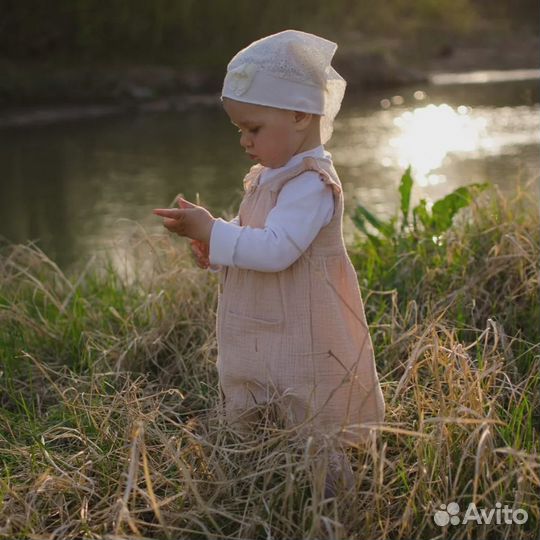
[1,68,538,130]
[1,31,537,129]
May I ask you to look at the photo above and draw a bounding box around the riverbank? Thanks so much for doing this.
[0,178,538,538]
[0,28,537,128]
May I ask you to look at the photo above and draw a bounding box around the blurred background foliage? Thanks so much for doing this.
[0,0,537,68]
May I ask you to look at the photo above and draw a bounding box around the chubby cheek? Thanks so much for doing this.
[254,136,272,161]
[266,146,286,167]
[268,132,289,159]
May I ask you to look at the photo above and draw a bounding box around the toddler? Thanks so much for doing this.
[154,30,385,496]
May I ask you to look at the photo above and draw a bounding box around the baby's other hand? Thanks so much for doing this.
[178,198,210,268]
[190,239,210,269]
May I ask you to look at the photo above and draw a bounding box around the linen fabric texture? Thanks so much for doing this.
[215,156,386,447]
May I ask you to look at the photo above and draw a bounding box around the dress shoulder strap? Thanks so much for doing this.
[242,163,264,194]
[298,156,342,195]
[261,156,342,196]
[241,156,342,196]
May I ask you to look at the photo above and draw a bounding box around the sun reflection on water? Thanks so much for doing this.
[388,103,488,186]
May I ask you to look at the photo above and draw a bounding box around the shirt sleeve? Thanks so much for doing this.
[208,171,334,272]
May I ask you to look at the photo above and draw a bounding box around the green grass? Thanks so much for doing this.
[0,177,538,538]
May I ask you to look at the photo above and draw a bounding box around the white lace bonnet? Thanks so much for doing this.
[221,29,346,144]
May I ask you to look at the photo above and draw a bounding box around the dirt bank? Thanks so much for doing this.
[0,29,537,128]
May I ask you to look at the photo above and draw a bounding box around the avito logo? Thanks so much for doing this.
[434,501,528,526]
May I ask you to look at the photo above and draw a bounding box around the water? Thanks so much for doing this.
[0,73,538,270]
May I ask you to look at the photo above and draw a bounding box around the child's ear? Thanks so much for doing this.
[293,110,313,130]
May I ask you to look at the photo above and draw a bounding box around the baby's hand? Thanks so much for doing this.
[177,199,210,269]
[153,197,215,244]
[190,239,210,269]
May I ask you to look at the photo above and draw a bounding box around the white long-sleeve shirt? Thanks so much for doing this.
[208,145,335,273]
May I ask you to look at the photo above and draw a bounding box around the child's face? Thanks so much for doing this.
[222,98,301,169]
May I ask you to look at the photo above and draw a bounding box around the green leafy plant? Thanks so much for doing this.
[349,167,491,313]
[352,166,489,244]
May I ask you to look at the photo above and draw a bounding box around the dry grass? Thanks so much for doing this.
[0,184,538,539]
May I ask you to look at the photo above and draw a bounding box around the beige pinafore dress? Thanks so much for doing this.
[215,155,385,447]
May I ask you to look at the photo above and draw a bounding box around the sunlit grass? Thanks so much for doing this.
[0,179,538,538]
